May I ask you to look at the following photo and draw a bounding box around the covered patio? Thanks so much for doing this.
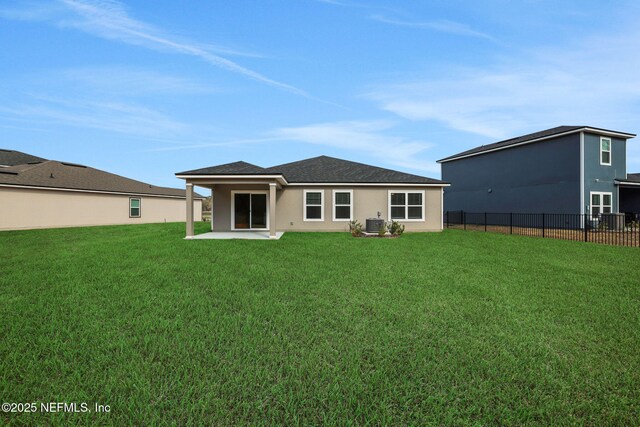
[617,173,640,219]
[176,163,288,239]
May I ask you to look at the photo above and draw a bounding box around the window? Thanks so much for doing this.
[129,198,141,218]
[600,137,611,165]
[590,192,612,219]
[333,190,353,221]
[389,191,424,221]
[304,190,324,221]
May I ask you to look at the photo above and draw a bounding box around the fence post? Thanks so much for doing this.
[484,212,487,232]
[463,211,466,230]
[510,212,513,234]
[445,211,448,228]
[542,213,545,238]
[584,213,588,242]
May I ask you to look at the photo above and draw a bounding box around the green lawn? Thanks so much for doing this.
[1,223,639,425]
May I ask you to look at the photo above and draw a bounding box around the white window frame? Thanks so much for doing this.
[589,191,612,219]
[388,190,425,222]
[332,189,353,221]
[600,137,611,166]
[129,197,141,218]
[303,189,324,221]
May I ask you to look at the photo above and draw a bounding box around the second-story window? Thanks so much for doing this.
[600,137,611,166]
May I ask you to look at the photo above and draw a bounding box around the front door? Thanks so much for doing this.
[234,193,268,230]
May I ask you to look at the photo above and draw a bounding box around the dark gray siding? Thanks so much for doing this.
[583,133,626,213]
[442,134,581,213]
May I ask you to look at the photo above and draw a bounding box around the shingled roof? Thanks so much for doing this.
[0,160,203,198]
[177,155,446,185]
[178,161,268,175]
[0,149,47,166]
[438,126,636,163]
[268,156,444,184]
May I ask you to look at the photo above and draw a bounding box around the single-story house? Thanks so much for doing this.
[0,149,204,231]
[176,155,449,238]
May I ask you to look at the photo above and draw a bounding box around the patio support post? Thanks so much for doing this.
[186,183,194,238]
[269,183,277,239]
[210,188,214,231]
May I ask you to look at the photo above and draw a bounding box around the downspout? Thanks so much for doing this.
[580,131,585,215]
[441,187,444,230]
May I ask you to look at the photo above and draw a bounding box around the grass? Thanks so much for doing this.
[1,223,639,425]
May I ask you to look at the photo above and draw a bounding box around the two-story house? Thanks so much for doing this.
[438,126,639,218]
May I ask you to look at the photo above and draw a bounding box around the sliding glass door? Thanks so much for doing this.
[233,192,268,230]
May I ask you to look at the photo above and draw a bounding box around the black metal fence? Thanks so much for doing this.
[445,211,640,247]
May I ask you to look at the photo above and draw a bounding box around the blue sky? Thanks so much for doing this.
[1,0,639,188]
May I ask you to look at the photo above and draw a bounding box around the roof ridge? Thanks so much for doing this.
[10,160,53,173]
[270,155,430,178]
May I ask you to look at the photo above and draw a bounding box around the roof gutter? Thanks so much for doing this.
[0,183,204,199]
[175,174,289,186]
[286,182,450,187]
[614,180,640,187]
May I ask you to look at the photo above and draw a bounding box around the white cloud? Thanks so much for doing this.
[0,0,308,96]
[144,120,440,174]
[271,120,438,173]
[146,137,283,152]
[56,66,217,95]
[366,23,640,140]
[369,14,494,40]
[0,95,185,137]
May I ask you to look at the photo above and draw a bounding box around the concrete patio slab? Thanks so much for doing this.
[188,231,284,240]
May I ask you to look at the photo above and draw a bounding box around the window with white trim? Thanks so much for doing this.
[600,137,611,165]
[333,190,352,221]
[389,191,424,221]
[590,192,612,219]
[130,198,141,218]
[304,190,324,221]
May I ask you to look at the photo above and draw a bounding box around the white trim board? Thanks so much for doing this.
[615,181,640,187]
[288,182,448,187]
[580,132,585,216]
[176,174,288,185]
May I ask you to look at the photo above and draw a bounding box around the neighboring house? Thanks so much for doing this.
[176,155,449,238]
[0,149,203,230]
[438,126,639,218]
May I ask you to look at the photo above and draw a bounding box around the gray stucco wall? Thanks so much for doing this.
[441,133,581,214]
[582,133,626,213]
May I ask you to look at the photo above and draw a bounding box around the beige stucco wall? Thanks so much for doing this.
[210,184,270,231]
[211,184,443,232]
[0,186,202,231]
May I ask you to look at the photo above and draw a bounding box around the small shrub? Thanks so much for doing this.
[388,220,405,236]
[377,222,387,236]
[349,220,363,237]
